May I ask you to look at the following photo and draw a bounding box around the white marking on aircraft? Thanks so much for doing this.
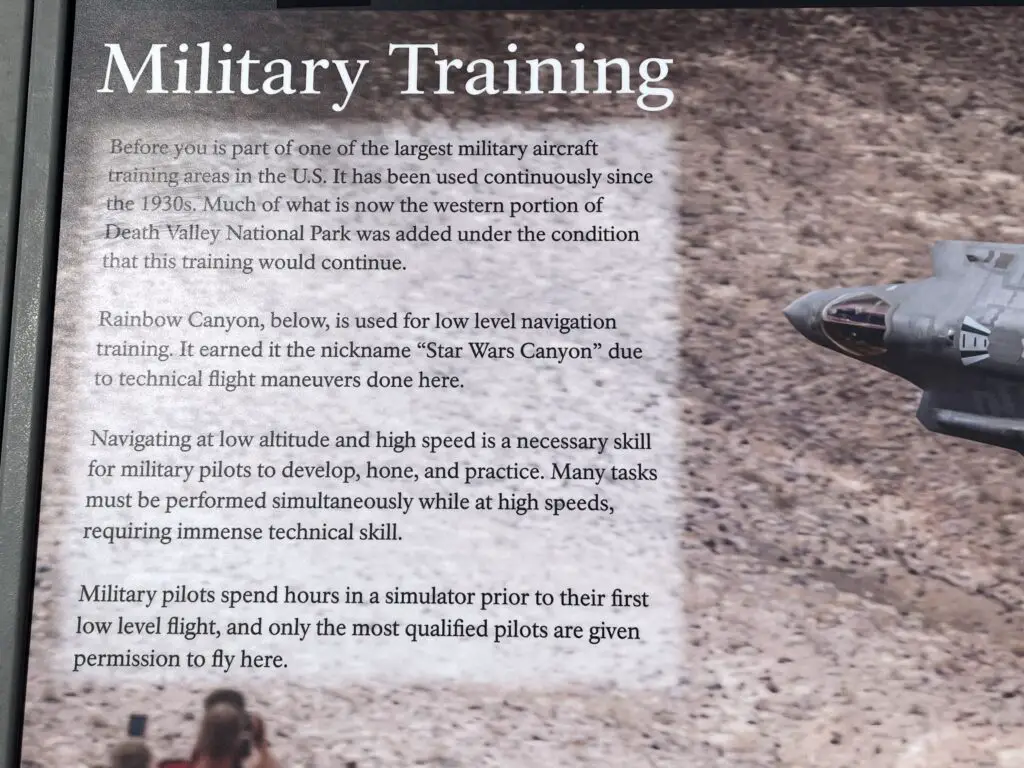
[962,316,991,335]
[960,317,992,365]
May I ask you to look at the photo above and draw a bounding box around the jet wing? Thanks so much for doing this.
[930,241,968,278]
[917,381,1024,453]
[931,240,1024,278]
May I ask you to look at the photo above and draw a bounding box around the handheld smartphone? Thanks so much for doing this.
[127,714,147,738]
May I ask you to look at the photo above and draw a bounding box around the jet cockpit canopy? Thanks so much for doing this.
[821,292,891,357]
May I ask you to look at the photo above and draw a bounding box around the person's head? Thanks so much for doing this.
[110,739,152,768]
[203,689,246,713]
[195,702,244,762]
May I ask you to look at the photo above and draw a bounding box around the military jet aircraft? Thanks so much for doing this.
[784,240,1024,456]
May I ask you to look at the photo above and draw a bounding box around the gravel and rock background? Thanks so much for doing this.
[19,8,1024,768]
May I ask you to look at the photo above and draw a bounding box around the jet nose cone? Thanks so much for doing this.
[784,293,821,339]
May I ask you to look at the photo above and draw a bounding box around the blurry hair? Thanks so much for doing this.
[111,739,152,768]
[203,688,246,712]
[195,703,244,760]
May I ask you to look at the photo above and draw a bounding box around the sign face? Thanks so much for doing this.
[16,7,1024,768]
[21,6,689,768]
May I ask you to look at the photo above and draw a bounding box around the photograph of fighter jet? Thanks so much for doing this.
[787,240,1024,457]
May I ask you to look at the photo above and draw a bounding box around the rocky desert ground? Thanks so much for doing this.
[18,7,1024,768]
